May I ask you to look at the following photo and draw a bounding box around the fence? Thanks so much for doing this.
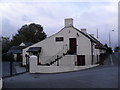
[2,53,28,78]
[2,61,28,78]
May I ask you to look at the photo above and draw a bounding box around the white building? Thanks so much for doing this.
[22,18,106,73]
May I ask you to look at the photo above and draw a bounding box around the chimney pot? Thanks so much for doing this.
[81,28,87,34]
[90,34,94,37]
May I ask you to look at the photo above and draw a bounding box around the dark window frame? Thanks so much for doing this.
[56,37,64,42]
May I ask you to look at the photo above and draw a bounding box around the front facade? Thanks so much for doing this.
[22,18,102,67]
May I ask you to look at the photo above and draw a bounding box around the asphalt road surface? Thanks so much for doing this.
[3,52,119,88]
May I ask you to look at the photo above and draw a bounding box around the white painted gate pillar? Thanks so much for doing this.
[29,55,37,73]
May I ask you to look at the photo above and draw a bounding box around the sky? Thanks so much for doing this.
[0,0,118,49]
[118,2,120,47]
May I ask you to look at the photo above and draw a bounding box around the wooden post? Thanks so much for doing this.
[10,60,13,76]
[9,52,13,76]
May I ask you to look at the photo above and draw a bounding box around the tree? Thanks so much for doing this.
[11,23,47,46]
[104,43,109,49]
[2,36,12,53]
[104,43,112,54]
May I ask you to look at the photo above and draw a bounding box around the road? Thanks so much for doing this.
[3,52,119,88]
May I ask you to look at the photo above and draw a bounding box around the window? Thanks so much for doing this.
[56,37,64,42]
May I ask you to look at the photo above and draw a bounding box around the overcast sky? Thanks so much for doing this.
[0,0,118,49]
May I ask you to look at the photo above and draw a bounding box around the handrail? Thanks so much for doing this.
[50,50,68,66]
[44,44,68,65]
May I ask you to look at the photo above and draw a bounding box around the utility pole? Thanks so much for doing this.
[97,28,99,39]
[109,30,114,47]
[109,31,111,47]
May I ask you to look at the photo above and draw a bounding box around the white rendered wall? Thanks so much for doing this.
[85,55,92,65]
[19,43,25,46]
[52,55,92,66]
[0,78,2,90]
[77,35,91,55]
[29,57,99,73]
[92,44,100,64]
[13,54,17,61]
[29,55,38,73]
[22,27,93,66]
[59,55,76,66]
[77,35,92,65]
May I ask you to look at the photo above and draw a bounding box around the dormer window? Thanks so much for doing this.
[56,37,64,42]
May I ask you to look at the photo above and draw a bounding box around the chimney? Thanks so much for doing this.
[65,18,73,27]
[81,28,87,34]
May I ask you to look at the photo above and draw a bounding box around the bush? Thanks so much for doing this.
[99,53,110,65]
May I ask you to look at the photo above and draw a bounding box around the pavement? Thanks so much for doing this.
[2,52,119,88]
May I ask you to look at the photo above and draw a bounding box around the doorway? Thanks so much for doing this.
[77,55,85,66]
[17,53,22,62]
[69,38,77,54]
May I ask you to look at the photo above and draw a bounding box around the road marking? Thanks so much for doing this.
[110,55,114,66]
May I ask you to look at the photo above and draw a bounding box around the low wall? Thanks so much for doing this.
[0,78,2,90]
[29,55,99,73]
[30,64,99,73]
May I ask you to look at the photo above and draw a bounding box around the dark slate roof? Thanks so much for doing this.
[7,46,26,54]
[27,47,41,52]
[22,42,33,46]
[88,34,107,49]
[72,27,96,42]
[72,26,106,49]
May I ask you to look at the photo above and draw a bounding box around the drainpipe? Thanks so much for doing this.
[91,41,94,65]
[37,55,39,65]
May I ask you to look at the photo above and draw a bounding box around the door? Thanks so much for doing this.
[77,55,85,66]
[17,54,22,62]
[69,38,77,54]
